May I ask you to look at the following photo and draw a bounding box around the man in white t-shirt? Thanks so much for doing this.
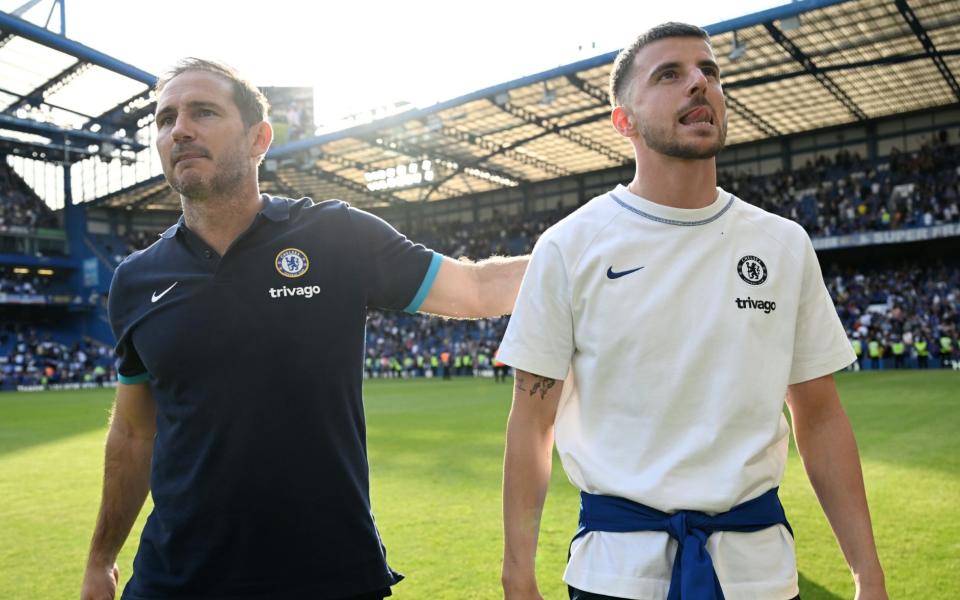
[498,22,887,600]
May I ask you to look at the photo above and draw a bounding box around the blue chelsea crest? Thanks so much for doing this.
[275,248,310,278]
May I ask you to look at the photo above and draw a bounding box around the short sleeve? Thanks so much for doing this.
[496,233,574,380]
[788,233,856,384]
[108,264,148,384]
[346,207,438,312]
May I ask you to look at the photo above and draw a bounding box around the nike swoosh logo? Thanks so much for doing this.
[606,266,645,279]
[151,282,178,303]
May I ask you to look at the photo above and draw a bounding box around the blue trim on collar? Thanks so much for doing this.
[404,252,443,313]
[610,191,735,227]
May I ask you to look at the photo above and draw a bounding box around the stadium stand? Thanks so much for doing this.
[719,135,960,237]
[0,325,114,390]
[116,135,960,252]
[1,0,959,390]
[827,262,959,370]
[39,134,960,381]
[0,161,57,233]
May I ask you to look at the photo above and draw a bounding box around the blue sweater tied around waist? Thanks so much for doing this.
[573,487,793,600]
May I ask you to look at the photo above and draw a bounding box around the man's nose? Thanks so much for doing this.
[170,116,194,142]
[687,68,708,95]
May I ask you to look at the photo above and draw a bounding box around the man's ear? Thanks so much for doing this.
[611,106,636,138]
[249,120,273,159]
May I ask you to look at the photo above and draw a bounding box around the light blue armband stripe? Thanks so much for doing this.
[404,252,443,313]
[118,372,149,384]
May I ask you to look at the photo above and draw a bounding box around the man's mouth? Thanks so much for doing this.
[679,106,714,125]
[173,151,209,165]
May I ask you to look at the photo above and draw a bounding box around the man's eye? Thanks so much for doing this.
[157,115,173,127]
[660,71,677,80]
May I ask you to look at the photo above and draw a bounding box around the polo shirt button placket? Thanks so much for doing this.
[204,250,213,259]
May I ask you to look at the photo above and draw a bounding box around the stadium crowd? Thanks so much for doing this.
[0,272,50,295]
[0,326,115,390]
[120,136,960,255]
[2,136,958,390]
[829,264,959,371]
[360,137,960,377]
[358,264,960,379]
[720,138,959,237]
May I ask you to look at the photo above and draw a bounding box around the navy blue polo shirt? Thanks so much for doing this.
[108,195,442,600]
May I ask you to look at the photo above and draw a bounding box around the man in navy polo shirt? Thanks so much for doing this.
[81,58,526,600]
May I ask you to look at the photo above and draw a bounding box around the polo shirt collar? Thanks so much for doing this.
[159,194,292,240]
[159,219,181,239]
[259,194,293,222]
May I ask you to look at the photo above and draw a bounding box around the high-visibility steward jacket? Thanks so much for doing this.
[940,336,954,354]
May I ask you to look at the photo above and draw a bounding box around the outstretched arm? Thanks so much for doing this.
[82,382,156,600]
[786,374,887,600]
[418,255,528,318]
[502,369,563,600]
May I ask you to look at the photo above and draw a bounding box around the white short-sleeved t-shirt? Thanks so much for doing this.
[497,185,855,600]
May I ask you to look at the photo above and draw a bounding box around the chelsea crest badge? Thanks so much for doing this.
[275,248,309,278]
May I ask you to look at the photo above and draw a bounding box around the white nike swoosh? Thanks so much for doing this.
[151,281,178,303]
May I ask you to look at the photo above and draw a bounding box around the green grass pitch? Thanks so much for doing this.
[1,371,957,599]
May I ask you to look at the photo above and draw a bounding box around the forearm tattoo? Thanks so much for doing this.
[515,372,558,400]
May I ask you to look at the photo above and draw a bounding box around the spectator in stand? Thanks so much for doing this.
[0,326,114,390]
[0,272,53,295]
[829,263,959,369]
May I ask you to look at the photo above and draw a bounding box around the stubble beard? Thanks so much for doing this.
[639,113,728,160]
[168,149,249,202]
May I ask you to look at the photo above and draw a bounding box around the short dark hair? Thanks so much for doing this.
[155,58,270,129]
[609,22,711,108]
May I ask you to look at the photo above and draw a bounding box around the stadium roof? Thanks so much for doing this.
[0,3,154,164]
[3,0,960,212]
